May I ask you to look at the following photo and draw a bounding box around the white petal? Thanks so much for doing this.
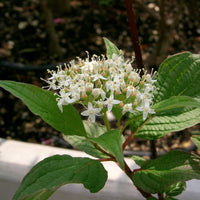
[81,110,89,116]
[88,102,93,110]
[89,115,96,123]
[107,104,113,112]
[113,99,120,104]
[143,111,148,121]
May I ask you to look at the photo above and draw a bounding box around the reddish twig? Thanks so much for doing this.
[122,115,155,150]
[124,0,144,69]
[99,158,115,162]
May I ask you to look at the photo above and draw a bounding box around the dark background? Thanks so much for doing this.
[0,0,199,155]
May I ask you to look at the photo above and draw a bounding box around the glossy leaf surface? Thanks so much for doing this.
[0,81,86,136]
[13,155,107,200]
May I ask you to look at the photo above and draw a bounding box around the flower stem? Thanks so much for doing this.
[102,110,111,131]
[117,119,121,130]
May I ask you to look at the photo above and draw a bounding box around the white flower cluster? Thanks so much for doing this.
[44,53,156,122]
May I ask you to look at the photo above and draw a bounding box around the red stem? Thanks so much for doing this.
[124,0,144,69]
[122,131,134,150]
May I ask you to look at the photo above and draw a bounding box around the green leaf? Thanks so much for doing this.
[64,135,108,158]
[64,121,108,158]
[154,52,200,103]
[191,136,200,149]
[132,151,200,194]
[134,96,200,140]
[165,182,186,197]
[103,37,122,59]
[90,129,124,168]
[83,120,107,138]
[15,190,54,200]
[0,81,86,136]
[152,96,200,113]
[131,155,146,167]
[134,52,200,139]
[135,107,200,139]
[13,155,108,200]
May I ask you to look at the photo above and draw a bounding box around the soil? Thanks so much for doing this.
[0,0,200,158]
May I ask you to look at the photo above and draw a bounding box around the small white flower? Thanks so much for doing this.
[136,101,155,120]
[109,66,117,74]
[77,80,85,86]
[91,74,107,82]
[44,52,157,123]
[112,54,123,66]
[95,100,104,109]
[81,102,101,123]
[136,92,148,104]
[122,103,134,114]
[105,80,113,92]
[92,88,106,100]
[78,85,86,94]
[110,83,120,94]
[85,82,94,91]
[81,61,94,73]
[128,71,141,83]
[126,85,136,98]
[104,94,121,112]
[145,74,157,83]
[48,71,60,80]
[125,63,133,73]
[69,83,79,91]
[104,59,114,68]
[70,91,80,102]
[57,98,66,112]
[58,79,70,88]
[57,93,76,112]
[113,72,124,82]
[112,53,118,61]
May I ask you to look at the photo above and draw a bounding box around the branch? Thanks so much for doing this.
[150,140,158,159]
[40,0,63,59]
[123,160,153,199]
[122,115,155,150]
[124,0,144,69]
